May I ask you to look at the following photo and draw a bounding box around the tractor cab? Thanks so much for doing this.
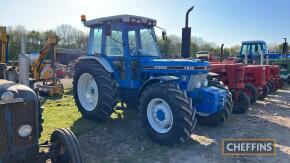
[239,41,268,64]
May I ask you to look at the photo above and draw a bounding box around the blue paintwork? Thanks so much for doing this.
[188,86,226,114]
[156,110,165,121]
[81,20,227,116]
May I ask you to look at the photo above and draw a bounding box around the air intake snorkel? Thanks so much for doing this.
[181,6,194,58]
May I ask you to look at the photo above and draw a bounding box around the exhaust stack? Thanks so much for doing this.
[220,44,224,62]
[283,38,288,59]
[181,6,194,58]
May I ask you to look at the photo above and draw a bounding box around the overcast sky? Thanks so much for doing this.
[1,0,289,46]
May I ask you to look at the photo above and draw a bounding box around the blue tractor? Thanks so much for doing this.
[73,8,232,145]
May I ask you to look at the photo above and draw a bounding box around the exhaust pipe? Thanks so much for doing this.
[181,6,194,58]
[220,44,224,62]
[283,38,288,59]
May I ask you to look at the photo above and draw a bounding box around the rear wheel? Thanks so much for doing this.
[244,83,258,104]
[259,84,269,99]
[139,83,196,146]
[232,91,250,114]
[50,128,82,163]
[73,60,117,121]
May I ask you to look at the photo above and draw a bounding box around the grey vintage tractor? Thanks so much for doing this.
[0,80,81,163]
[73,9,232,146]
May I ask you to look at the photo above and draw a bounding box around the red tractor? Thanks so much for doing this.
[209,62,250,114]
[266,65,283,92]
[207,44,268,106]
[239,41,283,93]
[243,65,268,100]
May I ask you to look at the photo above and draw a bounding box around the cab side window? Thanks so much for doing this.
[92,28,102,55]
[106,30,124,56]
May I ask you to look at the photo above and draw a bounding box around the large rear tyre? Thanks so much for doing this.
[259,84,269,99]
[232,91,250,114]
[50,128,82,163]
[244,83,258,105]
[139,83,196,146]
[73,60,117,121]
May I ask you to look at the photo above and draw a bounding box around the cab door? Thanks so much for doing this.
[104,23,132,88]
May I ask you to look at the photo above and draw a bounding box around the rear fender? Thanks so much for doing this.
[78,56,113,72]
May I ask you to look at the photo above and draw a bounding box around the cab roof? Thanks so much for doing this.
[84,14,157,27]
[242,40,266,44]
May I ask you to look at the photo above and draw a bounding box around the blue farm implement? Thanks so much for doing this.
[73,7,232,146]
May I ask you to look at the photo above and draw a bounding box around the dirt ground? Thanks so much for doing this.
[61,79,290,163]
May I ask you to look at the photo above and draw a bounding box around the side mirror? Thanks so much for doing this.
[105,24,112,37]
[162,31,167,40]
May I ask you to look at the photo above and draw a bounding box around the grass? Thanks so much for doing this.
[40,88,97,142]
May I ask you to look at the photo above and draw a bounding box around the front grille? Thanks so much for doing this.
[0,107,8,155]
[187,74,207,91]
[0,101,37,157]
[235,68,244,83]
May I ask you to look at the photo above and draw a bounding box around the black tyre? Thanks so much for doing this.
[270,81,279,92]
[139,83,196,146]
[244,83,258,104]
[278,79,284,88]
[38,104,44,138]
[50,128,82,163]
[259,84,269,99]
[232,91,250,114]
[266,81,273,93]
[73,60,117,121]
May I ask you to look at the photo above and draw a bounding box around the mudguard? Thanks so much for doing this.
[78,56,113,73]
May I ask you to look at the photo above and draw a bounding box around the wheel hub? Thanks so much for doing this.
[77,73,99,111]
[156,109,165,121]
[147,98,173,134]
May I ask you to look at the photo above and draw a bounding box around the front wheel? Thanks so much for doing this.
[244,83,258,104]
[139,83,196,146]
[232,91,250,114]
[50,128,82,163]
[259,84,269,99]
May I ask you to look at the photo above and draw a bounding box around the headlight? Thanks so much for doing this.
[1,91,14,101]
[202,79,208,87]
[18,124,33,137]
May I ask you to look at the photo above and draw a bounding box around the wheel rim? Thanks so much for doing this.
[147,98,173,134]
[77,73,99,111]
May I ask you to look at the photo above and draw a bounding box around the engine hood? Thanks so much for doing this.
[141,58,209,74]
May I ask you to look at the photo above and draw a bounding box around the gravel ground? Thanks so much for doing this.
[62,78,290,163]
